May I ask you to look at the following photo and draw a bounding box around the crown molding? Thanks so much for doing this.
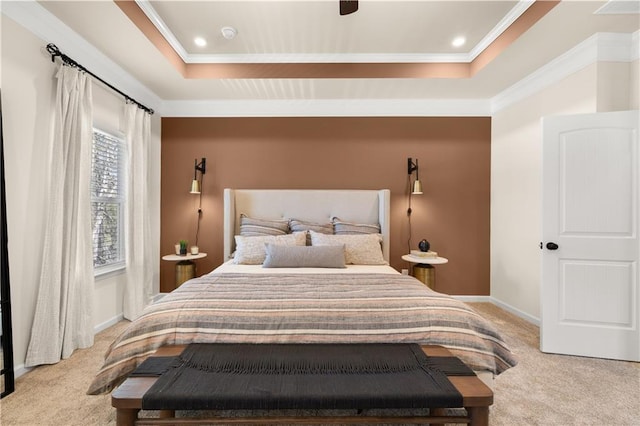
[491,31,639,113]
[595,0,640,15]
[134,0,189,60]
[160,98,492,118]
[596,31,639,61]
[1,0,163,114]
[185,52,472,64]
[468,0,535,60]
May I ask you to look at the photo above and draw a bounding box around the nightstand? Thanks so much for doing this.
[401,254,448,289]
[162,253,207,287]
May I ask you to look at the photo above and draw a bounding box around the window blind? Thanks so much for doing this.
[91,130,125,269]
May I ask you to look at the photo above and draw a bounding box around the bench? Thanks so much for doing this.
[112,345,493,426]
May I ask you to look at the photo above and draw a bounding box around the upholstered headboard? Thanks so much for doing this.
[223,189,391,262]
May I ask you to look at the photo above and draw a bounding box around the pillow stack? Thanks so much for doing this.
[232,214,386,266]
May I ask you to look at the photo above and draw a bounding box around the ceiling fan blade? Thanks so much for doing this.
[340,0,358,15]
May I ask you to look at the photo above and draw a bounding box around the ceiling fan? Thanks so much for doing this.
[340,0,358,15]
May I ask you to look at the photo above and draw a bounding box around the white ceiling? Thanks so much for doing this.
[27,1,640,108]
[144,1,518,58]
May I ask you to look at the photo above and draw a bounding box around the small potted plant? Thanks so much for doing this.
[179,240,188,255]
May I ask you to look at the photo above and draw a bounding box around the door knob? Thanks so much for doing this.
[546,242,559,250]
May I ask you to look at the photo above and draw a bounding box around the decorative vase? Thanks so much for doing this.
[418,239,430,252]
[190,246,199,255]
[174,244,181,255]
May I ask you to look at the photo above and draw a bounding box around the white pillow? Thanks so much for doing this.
[234,233,306,265]
[309,231,387,265]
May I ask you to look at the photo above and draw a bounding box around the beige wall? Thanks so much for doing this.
[1,15,162,375]
[491,60,637,320]
[160,117,492,295]
[596,62,633,112]
[630,59,639,110]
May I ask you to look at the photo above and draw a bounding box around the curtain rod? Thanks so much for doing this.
[46,43,154,115]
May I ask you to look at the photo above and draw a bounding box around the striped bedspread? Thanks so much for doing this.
[87,272,517,395]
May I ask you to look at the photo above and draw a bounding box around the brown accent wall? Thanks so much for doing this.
[161,117,491,295]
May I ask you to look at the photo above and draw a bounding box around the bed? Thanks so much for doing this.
[88,188,516,396]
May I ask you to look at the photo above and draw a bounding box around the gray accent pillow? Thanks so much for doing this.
[290,219,333,245]
[332,217,381,235]
[262,244,346,268]
[240,214,289,236]
[289,219,333,234]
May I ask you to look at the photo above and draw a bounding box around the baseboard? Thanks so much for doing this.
[453,295,540,326]
[14,314,125,380]
[94,313,124,334]
[489,296,540,326]
[93,297,168,334]
[14,364,31,379]
[452,295,493,303]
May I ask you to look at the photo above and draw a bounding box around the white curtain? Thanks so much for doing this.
[26,66,95,366]
[123,102,152,320]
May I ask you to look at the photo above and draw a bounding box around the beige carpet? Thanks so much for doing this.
[1,303,639,425]
[472,303,639,425]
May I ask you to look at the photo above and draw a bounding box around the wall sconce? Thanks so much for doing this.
[190,158,206,248]
[408,158,423,195]
[406,157,423,253]
[190,158,206,194]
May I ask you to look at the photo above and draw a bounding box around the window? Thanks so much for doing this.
[91,129,126,274]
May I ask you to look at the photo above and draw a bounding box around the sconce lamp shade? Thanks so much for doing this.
[190,179,201,194]
[412,179,423,195]
[407,157,423,195]
[189,157,206,194]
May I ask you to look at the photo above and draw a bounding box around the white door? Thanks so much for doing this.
[541,110,639,361]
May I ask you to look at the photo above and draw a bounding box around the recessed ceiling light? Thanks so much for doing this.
[452,36,466,48]
[221,26,237,40]
[194,37,207,47]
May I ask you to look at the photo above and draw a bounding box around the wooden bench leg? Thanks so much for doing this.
[159,410,176,418]
[429,407,447,425]
[116,408,139,426]
[467,406,489,426]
